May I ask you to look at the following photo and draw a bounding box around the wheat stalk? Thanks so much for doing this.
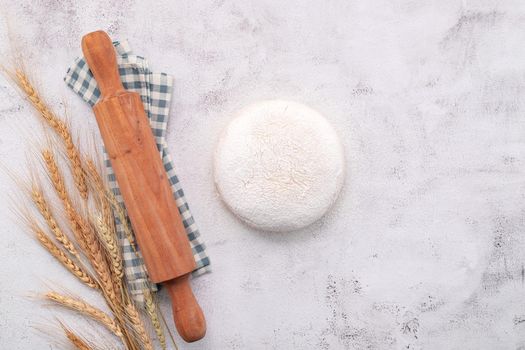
[30,183,79,259]
[46,292,123,339]
[33,225,98,289]
[14,69,88,200]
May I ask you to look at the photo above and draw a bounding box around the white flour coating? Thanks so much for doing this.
[214,100,345,232]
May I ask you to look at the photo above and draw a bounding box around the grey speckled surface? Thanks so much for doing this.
[1,1,525,349]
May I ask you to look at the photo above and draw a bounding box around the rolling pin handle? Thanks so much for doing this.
[165,274,207,342]
[81,30,124,98]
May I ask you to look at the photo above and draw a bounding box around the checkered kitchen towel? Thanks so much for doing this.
[64,40,210,302]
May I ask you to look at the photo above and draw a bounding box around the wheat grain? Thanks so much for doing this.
[124,302,153,350]
[30,183,79,258]
[60,326,93,350]
[95,215,123,280]
[64,331,92,350]
[14,69,88,199]
[115,204,137,250]
[42,149,117,304]
[85,160,123,281]
[81,220,117,305]
[33,226,98,289]
[41,151,127,345]
[47,292,123,339]
[41,149,87,252]
[85,159,137,250]
[85,158,106,194]
[143,290,166,350]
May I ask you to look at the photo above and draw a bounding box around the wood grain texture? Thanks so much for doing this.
[92,91,196,281]
[82,30,205,342]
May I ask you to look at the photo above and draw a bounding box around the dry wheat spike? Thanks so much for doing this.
[14,69,88,199]
[30,183,79,258]
[47,292,123,339]
[32,225,98,289]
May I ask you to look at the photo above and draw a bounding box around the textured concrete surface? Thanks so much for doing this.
[1,1,525,349]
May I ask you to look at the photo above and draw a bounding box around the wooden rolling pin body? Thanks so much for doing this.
[82,30,205,342]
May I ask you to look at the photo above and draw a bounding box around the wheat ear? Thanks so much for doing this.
[59,324,94,350]
[42,150,116,303]
[33,226,98,289]
[95,214,123,280]
[143,290,166,350]
[81,220,118,305]
[85,160,124,282]
[124,302,154,350]
[85,159,137,250]
[30,184,79,258]
[14,69,88,199]
[114,203,137,250]
[46,292,123,339]
[64,330,92,350]
[41,149,87,252]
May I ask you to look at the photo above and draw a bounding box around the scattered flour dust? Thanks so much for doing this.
[214,100,345,232]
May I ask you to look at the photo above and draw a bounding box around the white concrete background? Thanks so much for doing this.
[0,0,525,349]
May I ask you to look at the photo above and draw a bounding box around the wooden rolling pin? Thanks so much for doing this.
[81,30,206,342]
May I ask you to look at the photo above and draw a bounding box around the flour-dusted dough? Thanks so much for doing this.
[214,100,345,232]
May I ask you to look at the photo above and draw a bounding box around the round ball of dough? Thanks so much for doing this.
[214,100,345,232]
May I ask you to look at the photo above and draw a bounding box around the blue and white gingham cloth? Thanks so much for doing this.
[64,40,210,302]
